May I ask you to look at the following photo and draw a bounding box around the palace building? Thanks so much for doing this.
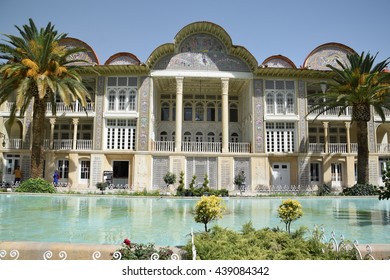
[1,21,389,192]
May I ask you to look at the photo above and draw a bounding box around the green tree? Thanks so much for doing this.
[194,195,226,232]
[163,171,176,188]
[278,199,303,233]
[309,52,390,184]
[0,19,91,178]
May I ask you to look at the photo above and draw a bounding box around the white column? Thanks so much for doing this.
[72,118,79,150]
[323,121,329,153]
[345,121,351,153]
[175,77,184,152]
[221,78,229,153]
[49,118,56,149]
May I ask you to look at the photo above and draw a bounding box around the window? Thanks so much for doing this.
[106,77,138,112]
[195,132,203,142]
[310,163,320,182]
[195,103,204,121]
[80,160,90,180]
[106,119,137,150]
[161,102,170,121]
[229,104,238,122]
[57,159,69,179]
[184,102,192,121]
[160,131,168,141]
[184,132,191,142]
[231,133,239,143]
[265,80,295,115]
[207,102,215,121]
[207,132,215,142]
[266,122,295,152]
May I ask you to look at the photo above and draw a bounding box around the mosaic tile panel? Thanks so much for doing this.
[253,79,264,153]
[137,77,150,151]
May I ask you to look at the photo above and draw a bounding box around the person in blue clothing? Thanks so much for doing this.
[53,170,60,185]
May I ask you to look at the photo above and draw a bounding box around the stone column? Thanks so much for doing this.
[221,78,229,153]
[175,77,184,152]
[49,118,56,149]
[345,121,351,153]
[323,121,329,153]
[72,118,79,150]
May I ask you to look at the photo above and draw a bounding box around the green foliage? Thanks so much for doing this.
[379,163,390,200]
[189,175,197,189]
[194,195,226,232]
[342,184,379,196]
[15,178,56,193]
[114,239,174,260]
[176,171,185,195]
[182,223,357,260]
[234,171,246,187]
[317,184,332,196]
[163,172,176,187]
[202,173,209,189]
[278,199,303,233]
[96,182,107,194]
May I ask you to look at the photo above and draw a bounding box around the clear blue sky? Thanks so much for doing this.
[1,0,389,67]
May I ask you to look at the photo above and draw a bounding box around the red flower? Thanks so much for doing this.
[123,239,131,246]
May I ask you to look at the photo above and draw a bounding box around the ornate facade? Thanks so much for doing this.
[1,21,389,192]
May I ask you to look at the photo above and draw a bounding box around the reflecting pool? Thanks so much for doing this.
[0,194,389,246]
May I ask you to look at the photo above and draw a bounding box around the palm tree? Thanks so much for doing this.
[0,19,91,178]
[309,52,390,184]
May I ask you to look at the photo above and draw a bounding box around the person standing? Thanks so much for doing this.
[53,170,60,185]
[13,165,22,184]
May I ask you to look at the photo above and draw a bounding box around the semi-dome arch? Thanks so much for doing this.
[303,42,356,71]
[146,21,258,71]
[105,52,141,65]
[262,55,296,68]
[59,37,99,65]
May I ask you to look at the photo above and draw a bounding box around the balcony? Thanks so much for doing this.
[307,143,358,153]
[307,106,351,119]
[42,139,93,150]
[152,141,251,153]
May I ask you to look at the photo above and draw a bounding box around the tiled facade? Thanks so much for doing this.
[1,21,389,192]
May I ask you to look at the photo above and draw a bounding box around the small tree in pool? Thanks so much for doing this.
[194,195,226,232]
[278,199,303,234]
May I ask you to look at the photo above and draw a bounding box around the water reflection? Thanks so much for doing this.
[0,195,389,245]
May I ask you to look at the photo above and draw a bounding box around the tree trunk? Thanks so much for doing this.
[30,96,46,178]
[356,120,369,184]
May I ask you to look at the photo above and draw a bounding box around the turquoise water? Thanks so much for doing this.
[0,194,389,246]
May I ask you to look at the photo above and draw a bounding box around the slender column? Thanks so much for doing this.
[49,118,56,150]
[323,121,329,153]
[72,118,79,150]
[175,77,184,152]
[221,78,229,153]
[345,121,351,153]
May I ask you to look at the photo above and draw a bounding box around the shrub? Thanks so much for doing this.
[182,223,357,260]
[15,178,56,193]
[114,239,174,260]
[163,172,176,188]
[278,199,303,233]
[317,184,332,196]
[342,184,379,196]
[379,163,390,200]
[194,195,226,232]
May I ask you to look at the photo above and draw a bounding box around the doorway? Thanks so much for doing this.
[112,161,129,186]
[271,162,290,186]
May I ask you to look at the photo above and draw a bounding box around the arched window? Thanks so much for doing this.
[276,93,284,114]
[207,102,215,121]
[184,131,191,142]
[286,93,294,114]
[207,132,215,142]
[160,131,168,141]
[195,102,204,121]
[229,104,238,122]
[195,132,203,142]
[266,93,274,114]
[118,89,126,111]
[161,102,170,121]
[184,102,192,121]
[108,90,116,111]
[231,132,239,143]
